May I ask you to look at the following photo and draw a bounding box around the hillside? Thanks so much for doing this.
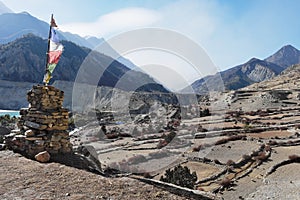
[0,12,102,48]
[243,63,300,91]
[0,150,187,200]
[188,57,283,93]
[265,45,300,68]
[187,45,300,93]
[0,34,168,93]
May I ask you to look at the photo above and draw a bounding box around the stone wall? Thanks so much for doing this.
[5,85,72,158]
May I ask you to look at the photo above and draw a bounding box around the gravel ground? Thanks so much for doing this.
[0,150,191,200]
[246,163,300,200]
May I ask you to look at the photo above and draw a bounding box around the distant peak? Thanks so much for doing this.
[20,11,31,16]
[278,44,300,53]
[282,44,296,49]
[247,57,260,63]
[264,44,300,69]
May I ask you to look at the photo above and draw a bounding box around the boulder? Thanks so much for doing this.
[0,143,6,151]
[35,151,50,163]
[0,127,10,136]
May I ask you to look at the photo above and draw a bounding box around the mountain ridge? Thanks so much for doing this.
[0,12,102,49]
[0,34,168,93]
[186,45,300,93]
[264,45,300,68]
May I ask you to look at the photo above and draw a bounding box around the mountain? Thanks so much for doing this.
[264,45,300,68]
[0,34,168,93]
[0,1,12,14]
[186,45,300,93]
[0,12,49,44]
[0,12,102,48]
[186,57,283,93]
[244,63,300,91]
[0,11,139,70]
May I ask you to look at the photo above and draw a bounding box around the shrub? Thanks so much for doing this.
[267,140,278,145]
[163,131,176,143]
[160,165,197,189]
[214,159,222,165]
[192,143,211,152]
[119,133,132,137]
[242,154,251,160]
[157,139,168,149]
[157,132,176,148]
[219,178,232,188]
[288,154,299,161]
[149,151,168,159]
[226,159,235,166]
[255,152,268,161]
[192,146,201,152]
[127,155,147,165]
[143,172,152,178]
[215,138,228,145]
[106,133,119,139]
[264,145,271,152]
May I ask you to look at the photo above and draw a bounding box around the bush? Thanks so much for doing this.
[106,133,119,139]
[157,132,176,148]
[160,165,197,189]
[214,159,222,165]
[192,143,211,152]
[127,155,147,165]
[226,159,235,166]
[242,154,251,160]
[288,154,299,161]
[255,152,268,161]
[264,145,271,152]
[267,140,278,145]
[219,178,232,188]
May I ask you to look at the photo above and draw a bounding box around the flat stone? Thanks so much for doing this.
[0,127,10,136]
[24,121,47,130]
[25,130,35,137]
[25,137,43,141]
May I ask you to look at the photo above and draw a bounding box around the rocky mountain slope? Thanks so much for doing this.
[0,34,170,110]
[0,34,167,92]
[244,63,300,91]
[0,10,139,70]
[187,45,300,93]
[265,45,300,68]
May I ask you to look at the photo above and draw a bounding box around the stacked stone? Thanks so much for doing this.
[6,85,72,158]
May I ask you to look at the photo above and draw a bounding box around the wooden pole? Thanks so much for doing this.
[43,14,53,84]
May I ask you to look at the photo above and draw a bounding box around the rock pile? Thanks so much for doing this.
[5,85,72,159]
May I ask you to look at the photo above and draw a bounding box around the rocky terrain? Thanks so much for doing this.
[0,150,190,200]
[65,64,300,199]
[187,45,300,93]
[1,63,300,200]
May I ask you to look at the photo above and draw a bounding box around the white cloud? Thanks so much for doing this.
[60,7,161,37]
[157,0,220,41]
[60,0,300,87]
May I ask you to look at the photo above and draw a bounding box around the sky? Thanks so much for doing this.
[1,0,300,90]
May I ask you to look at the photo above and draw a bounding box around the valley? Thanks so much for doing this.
[66,64,300,199]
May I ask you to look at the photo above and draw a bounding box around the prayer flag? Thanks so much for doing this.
[43,16,64,85]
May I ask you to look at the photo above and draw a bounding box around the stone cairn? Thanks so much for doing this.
[6,85,72,159]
